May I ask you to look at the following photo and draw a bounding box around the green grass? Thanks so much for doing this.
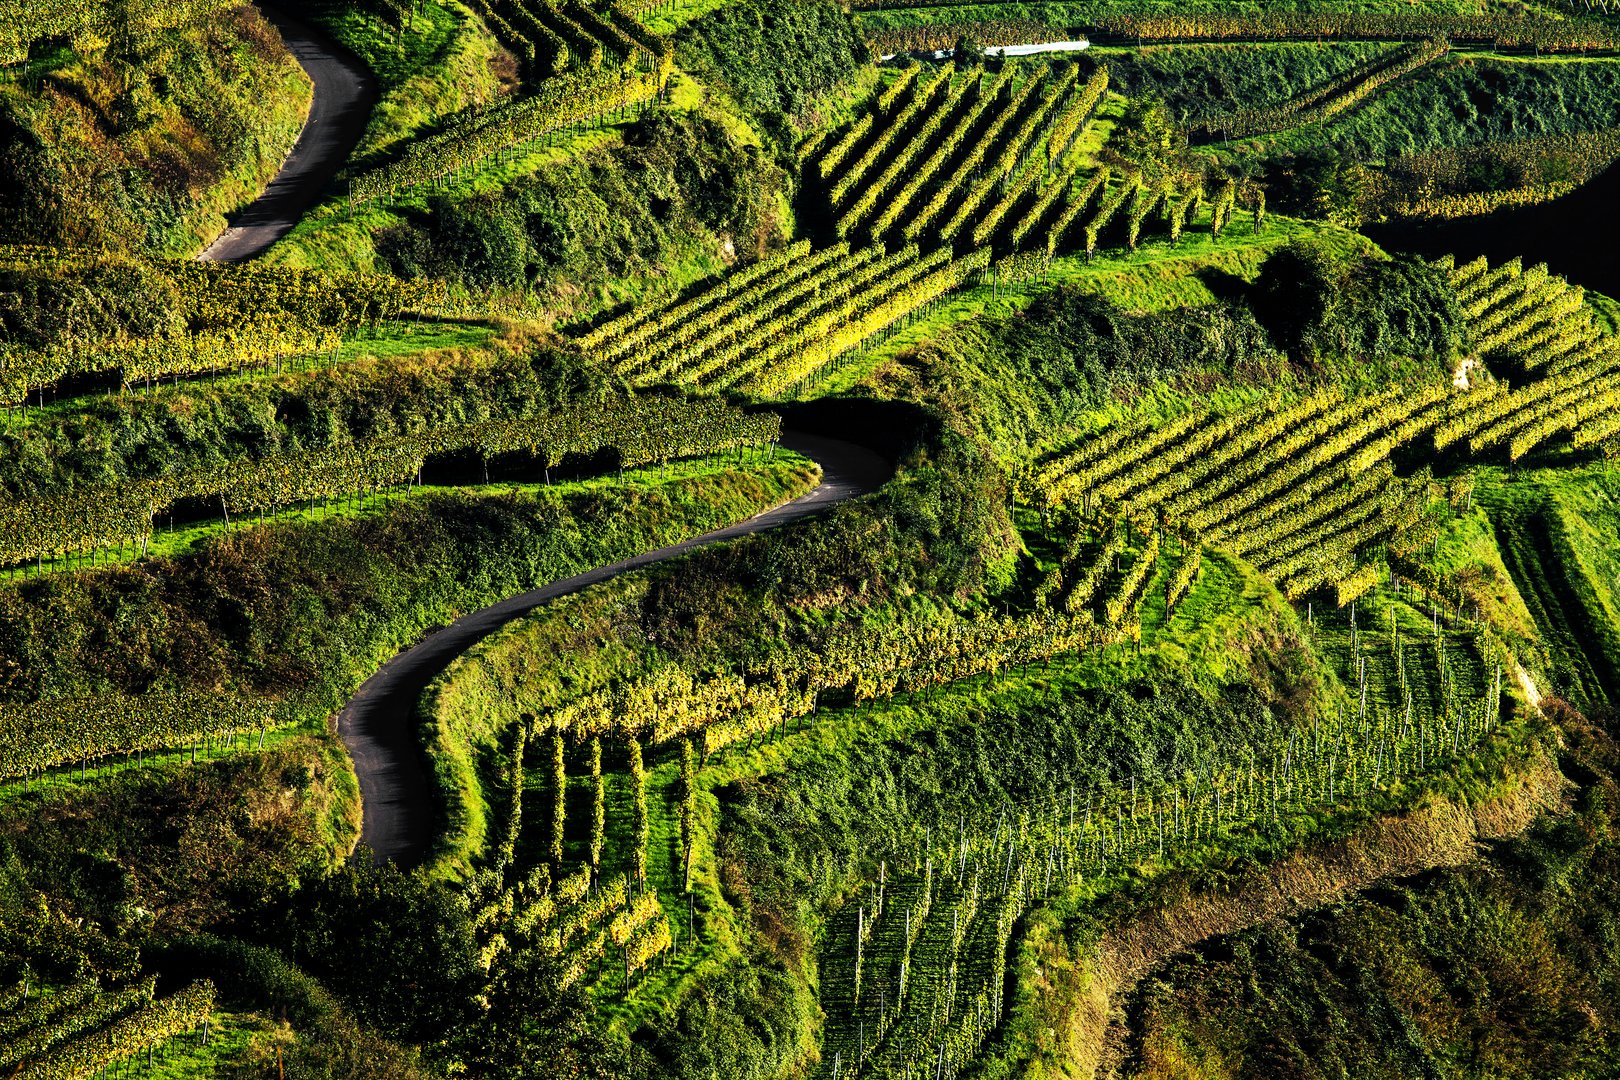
[1479,461,1620,710]
[641,0,739,36]
[116,1008,261,1078]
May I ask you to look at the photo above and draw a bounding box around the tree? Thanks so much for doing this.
[1104,95,1186,184]
[454,949,628,1079]
[1268,148,1374,227]
[255,862,479,1047]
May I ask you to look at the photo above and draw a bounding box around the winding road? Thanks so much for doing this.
[198,8,375,262]
[337,432,891,865]
[206,16,893,863]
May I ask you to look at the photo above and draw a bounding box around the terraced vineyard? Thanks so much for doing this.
[1023,259,1620,605]
[8,0,1620,1074]
[350,0,673,202]
[0,247,443,409]
[813,588,1504,1077]
[817,63,1112,257]
[1190,38,1449,143]
[576,241,989,395]
[1436,256,1620,461]
[0,977,216,1078]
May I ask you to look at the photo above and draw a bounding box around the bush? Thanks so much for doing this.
[1253,240,1464,366]
[247,862,479,1044]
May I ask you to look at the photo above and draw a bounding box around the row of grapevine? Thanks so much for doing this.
[860,10,1613,54]
[579,238,990,396]
[1,320,341,407]
[857,68,1014,241]
[945,65,1082,245]
[828,63,957,208]
[1385,128,1620,221]
[834,64,984,237]
[1191,39,1448,143]
[0,396,781,572]
[1028,383,1458,601]
[577,241,812,362]
[1088,10,1612,51]
[1,246,441,331]
[0,692,269,782]
[1,252,445,407]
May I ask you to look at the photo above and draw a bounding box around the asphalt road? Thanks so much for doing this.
[336,432,892,865]
[198,8,374,262]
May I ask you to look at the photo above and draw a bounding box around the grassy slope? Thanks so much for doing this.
[1206,51,1620,164]
[271,69,784,324]
[316,0,510,166]
[826,213,1371,401]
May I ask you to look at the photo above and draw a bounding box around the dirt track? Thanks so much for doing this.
[336,432,891,865]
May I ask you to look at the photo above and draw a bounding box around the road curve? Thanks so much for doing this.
[199,8,375,262]
[337,432,891,866]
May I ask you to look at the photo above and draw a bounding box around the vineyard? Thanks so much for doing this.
[860,11,1618,55]
[565,55,1271,394]
[814,63,1113,256]
[422,444,1524,1073]
[4,0,1620,1075]
[1015,257,1620,608]
[575,240,991,395]
[0,249,444,409]
[1436,255,1620,461]
[347,0,674,203]
[815,620,1503,1078]
[0,0,236,65]
[0,977,215,1078]
[0,395,779,578]
[1190,38,1449,143]
[1383,127,1620,220]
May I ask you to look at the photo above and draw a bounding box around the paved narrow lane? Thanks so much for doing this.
[336,432,891,865]
[199,8,374,262]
